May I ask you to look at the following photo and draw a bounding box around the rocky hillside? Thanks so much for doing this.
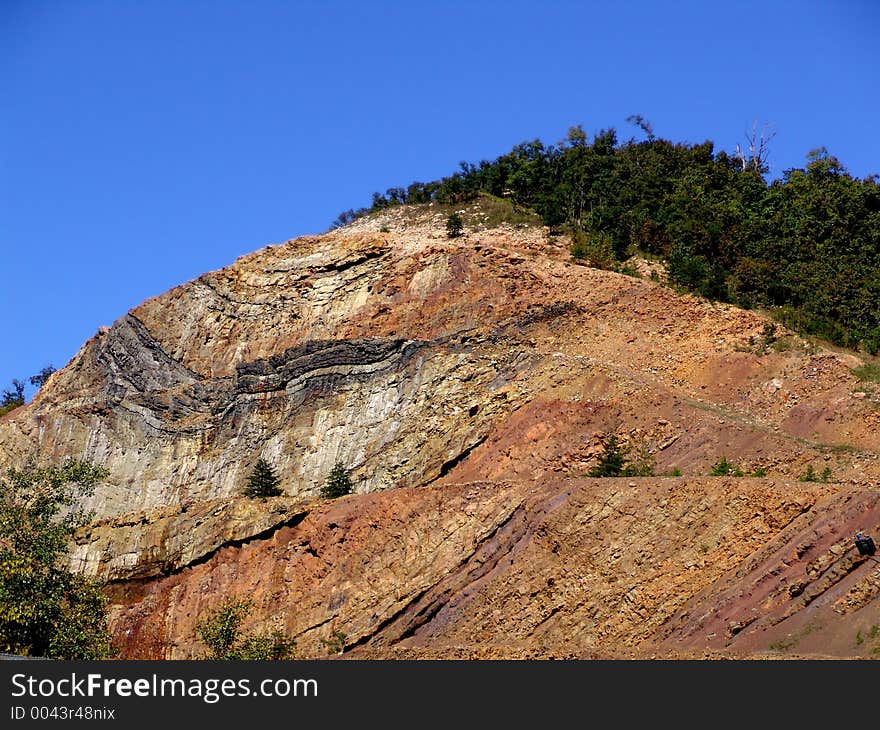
[2,201,879,658]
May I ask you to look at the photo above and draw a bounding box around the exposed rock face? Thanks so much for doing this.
[2,202,880,659]
[69,497,309,582]
[105,477,880,660]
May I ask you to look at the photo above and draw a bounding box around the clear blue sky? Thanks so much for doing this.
[2,0,879,397]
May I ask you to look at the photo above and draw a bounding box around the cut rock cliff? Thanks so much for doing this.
[2,202,879,658]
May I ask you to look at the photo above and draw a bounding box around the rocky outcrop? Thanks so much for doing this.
[107,476,878,660]
[3,201,880,659]
[69,497,309,581]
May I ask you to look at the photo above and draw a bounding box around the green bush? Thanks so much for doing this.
[571,229,617,270]
[711,456,744,477]
[623,462,655,477]
[801,465,833,483]
[446,213,464,238]
[195,599,295,660]
[320,629,347,656]
[800,465,818,482]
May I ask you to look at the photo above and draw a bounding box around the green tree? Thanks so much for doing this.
[711,456,744,476]
[195,598,295,660]
[446,212,464,238]
[0,458,113,658]
[0,379,25,416]
[242,458,282,498]
[29,366,56,390]
[589,435,628,477]
[321,461,353,499]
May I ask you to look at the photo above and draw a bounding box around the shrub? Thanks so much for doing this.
[243,458,282,498]
[623,462,655,477]
[321,630,347,656]
[321,461,353,499]
[195,599,295,660]
[446,213,464,238]
[571,229,616,270]
[800,465,818,482]
[710,456,743,476]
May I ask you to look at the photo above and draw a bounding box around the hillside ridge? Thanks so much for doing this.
[2,201,879,658]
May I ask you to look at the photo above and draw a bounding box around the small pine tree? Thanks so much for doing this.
[321,461,353,499]
[820,466,832,482]
[243,458,282,498]
[800,464,818,482]
[589,435,627,477]
[711,456,735,476]
[446,212,464,238]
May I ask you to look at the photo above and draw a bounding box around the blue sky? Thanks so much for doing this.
[2,0,879,397]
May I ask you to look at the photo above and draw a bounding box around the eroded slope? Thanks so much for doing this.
[2,203,880,658]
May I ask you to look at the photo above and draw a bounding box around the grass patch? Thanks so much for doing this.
[456,193,542,231]
[852,363,880,383]
[771,335,798,353]
[822,442,860,455]
[769,637,796,652]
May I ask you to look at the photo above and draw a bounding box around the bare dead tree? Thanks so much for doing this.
[735,119,776,173]
[626,114,655,141]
